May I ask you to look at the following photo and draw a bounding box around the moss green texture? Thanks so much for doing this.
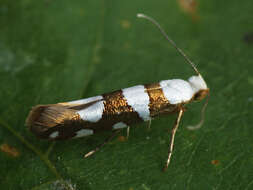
[0,0,252,189]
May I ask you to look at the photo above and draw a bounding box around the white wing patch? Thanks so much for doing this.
[160,79,194,104]
[122,85,151,121]
[77,100,104,122]
[49,131,59,139]
[74,129,94,138]
[112,122,128,129]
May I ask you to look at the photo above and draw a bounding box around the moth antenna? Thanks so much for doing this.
[187,92,209,130]
[137,13,200,76]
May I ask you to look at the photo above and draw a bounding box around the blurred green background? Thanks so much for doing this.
[0,0,252,189]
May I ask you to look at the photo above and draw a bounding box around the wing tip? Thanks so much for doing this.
[26,104,79,131]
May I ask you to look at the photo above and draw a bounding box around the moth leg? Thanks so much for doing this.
[84,129,121,158]
[163,109,184,171]
[126,126,130,139]
[147,119,152,130]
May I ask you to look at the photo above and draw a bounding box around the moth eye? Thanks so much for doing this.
[194,90,209,101]
[194,92,202,100]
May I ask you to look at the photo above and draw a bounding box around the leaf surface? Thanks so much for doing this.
[0,0,252,189]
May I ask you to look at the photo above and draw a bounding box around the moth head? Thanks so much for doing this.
[187,75,209,131]
[188,74,209,101]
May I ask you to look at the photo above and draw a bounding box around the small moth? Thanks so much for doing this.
[26,13,209,171]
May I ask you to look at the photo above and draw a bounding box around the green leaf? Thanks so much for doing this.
[0,0,252,189]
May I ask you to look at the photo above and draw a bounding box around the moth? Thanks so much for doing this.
[26,13,209,171]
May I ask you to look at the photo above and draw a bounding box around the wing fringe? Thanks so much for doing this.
[26,104,79,128]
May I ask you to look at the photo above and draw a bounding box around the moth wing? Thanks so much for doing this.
[26,100,103,129]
